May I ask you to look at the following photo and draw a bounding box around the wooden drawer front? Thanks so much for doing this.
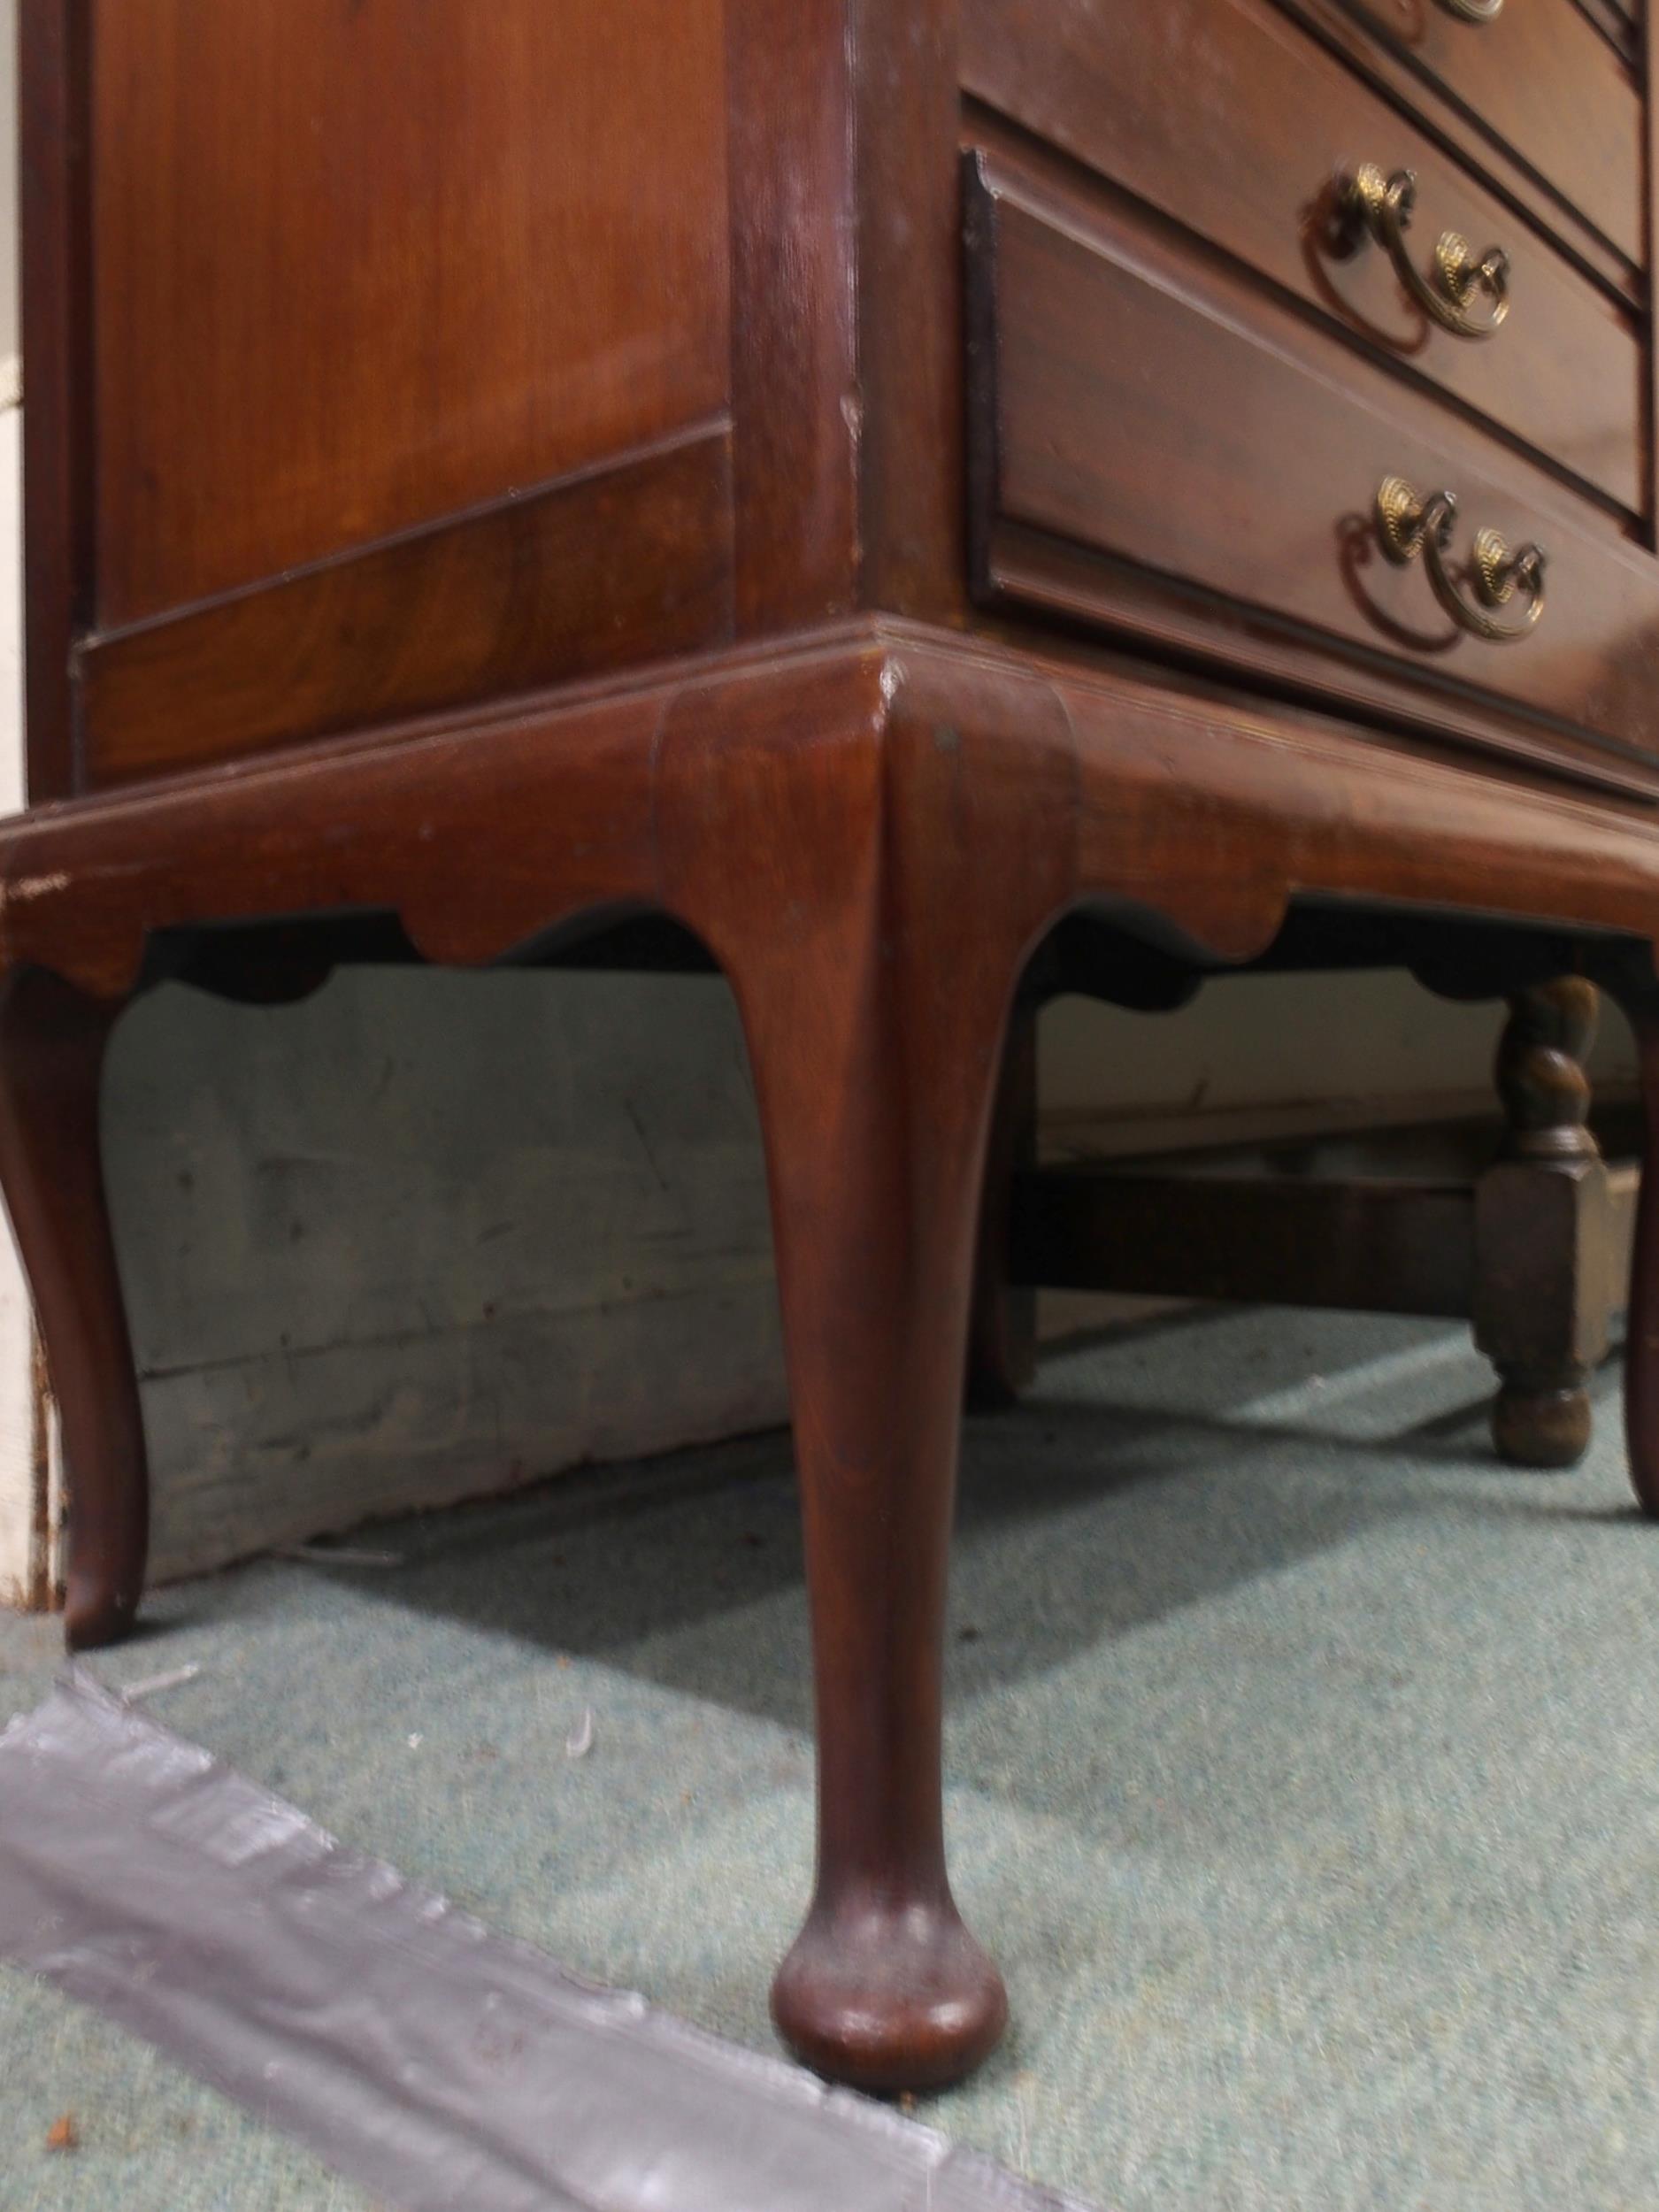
[1326,0,1643,264]
[964,152,1659,791]
[1580,0,1639,42]
[961,0,1641,514]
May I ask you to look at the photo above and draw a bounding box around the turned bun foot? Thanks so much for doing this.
[1475,980,1606,1477]
[771,1896,1009,2093]
[1491,1377,1593,1470]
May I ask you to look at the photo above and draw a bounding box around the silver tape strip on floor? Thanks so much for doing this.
[0,1675,1094,2212]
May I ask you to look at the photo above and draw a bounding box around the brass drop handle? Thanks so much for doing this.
[1342,164,1510,339]
[1438,0,1503,19]
[1375,475,1546,642]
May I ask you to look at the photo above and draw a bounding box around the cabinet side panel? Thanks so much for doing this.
[850,0,969,619]
[89,0,732,627]
[19,0,92,799]
[726,0,859,631]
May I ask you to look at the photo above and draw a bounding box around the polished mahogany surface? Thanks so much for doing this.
[962,0,1642,513]
[90,0,732,626]
[1330,0,1643,262]
[35,0,1658,801]
[965,145,1659,793]
[15,0,1659,2100]
[81,424,736,787]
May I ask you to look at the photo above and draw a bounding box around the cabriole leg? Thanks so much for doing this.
[0,970,146,1647]
[660,660,1075,2091]
[966,1001,1040,1409]
[732,928,1018,2091]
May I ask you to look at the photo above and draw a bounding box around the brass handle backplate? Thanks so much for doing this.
[1437,0,1503,19]
[1342,164,1510,339]
[1375,475,1546,643]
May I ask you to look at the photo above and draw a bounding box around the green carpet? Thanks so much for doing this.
[3,1305,1656,2211]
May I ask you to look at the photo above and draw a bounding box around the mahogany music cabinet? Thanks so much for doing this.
[12,0,1659,2093]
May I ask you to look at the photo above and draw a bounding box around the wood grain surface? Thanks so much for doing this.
[966,148,1659,784]
[89,0,733,626]
[964,0,1642,511]
[16,0,1659,2098]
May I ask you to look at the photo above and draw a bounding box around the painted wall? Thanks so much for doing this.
[1044,978,1635,1144]
[106,970,787,1583]
[104,964,1632,1586]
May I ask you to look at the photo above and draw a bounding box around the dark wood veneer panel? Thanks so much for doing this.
[962,0,1642,514]
[89,0,732,627]
[77,426,737,791]
[19,0,92,802]
[1571,0,1639,54]
[965,153,1659,787]
[1279,0,1635,297]
[1329,0,1642,264]
[726,0,860,632]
